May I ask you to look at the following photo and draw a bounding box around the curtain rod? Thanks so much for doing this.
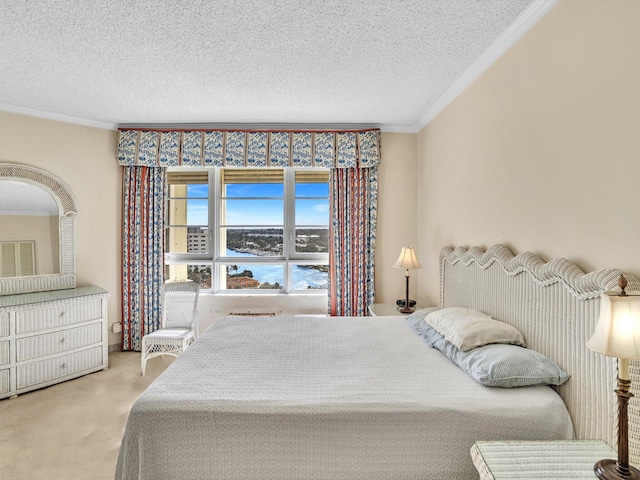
[118,123,380,133]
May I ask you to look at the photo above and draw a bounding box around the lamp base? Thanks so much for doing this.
[595,459,640,479]
[398,306,415,314]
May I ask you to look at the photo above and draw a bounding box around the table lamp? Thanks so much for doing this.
[587,275,640,479]
[393,247,422,314]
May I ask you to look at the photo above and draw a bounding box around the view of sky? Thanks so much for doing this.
[185,183,328,226]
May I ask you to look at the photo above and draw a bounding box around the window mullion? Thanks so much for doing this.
[283,168,296,292]
[284,169,295,260]
[212,168,220,291]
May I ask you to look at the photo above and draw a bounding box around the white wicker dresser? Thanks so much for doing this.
[0,286,109,399]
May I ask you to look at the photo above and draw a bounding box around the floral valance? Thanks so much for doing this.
[117,128,380,169]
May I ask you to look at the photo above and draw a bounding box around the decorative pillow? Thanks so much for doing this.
[424,307,526,351]
[405,308,443,346]
[433,339,570,388]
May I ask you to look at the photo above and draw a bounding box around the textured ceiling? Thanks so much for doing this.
[0,1,553,132]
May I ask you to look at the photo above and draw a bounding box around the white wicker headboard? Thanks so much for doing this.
[439,244,640,464]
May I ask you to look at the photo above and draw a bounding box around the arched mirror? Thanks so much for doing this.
[0,163,77,295]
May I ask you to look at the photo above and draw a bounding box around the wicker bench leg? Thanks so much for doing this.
[141,339,148,376]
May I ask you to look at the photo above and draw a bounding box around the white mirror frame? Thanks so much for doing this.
[0,163,78,295]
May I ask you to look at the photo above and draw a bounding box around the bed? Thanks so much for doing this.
[115,244,640,479]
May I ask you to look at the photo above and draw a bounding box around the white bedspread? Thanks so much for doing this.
[116,315,574,480]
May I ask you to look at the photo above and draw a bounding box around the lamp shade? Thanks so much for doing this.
[587,292,640,360]
[393,247,422,270]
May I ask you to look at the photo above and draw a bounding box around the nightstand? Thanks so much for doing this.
[368,303,422,316]
[471,440,616,479]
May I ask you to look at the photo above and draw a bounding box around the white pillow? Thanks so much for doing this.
[424,307,526,351]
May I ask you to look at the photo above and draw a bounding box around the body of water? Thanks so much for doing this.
[226,249,328,290]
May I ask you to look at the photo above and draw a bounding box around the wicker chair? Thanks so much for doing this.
[140,281,200,375]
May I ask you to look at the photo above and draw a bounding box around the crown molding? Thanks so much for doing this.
[409,0,559,134]
[0,103,406,133]
[0,102,117,131]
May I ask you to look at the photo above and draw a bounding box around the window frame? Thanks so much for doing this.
[165,167,330,295]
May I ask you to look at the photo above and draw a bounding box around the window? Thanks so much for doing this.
[0,241,35,278]
[165,168,329,293]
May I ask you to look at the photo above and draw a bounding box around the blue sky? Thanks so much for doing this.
[185,183,328,226]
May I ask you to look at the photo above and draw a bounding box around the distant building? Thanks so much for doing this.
[187,227,207,253]
[227,276,260,289]
[186,228,210,288]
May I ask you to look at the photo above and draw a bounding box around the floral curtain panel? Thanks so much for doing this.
[117,129,380,169]
[122,166,165,351]
[329,167,378,316]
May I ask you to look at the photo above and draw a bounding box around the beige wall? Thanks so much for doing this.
[415,0,640,307]
[375,132,419,305]
[0,111,122,345]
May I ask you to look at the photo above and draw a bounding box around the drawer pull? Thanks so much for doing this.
[60,363,67,369]
[60,337,65,344]
[59,311,66,317]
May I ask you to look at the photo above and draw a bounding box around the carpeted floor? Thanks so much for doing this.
[0,351,174,480]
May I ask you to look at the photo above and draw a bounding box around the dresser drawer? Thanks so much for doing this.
[0,340,8,366]
[16,323,103,362]
[16,299,103,334]
[17,345,104,389]
[0,368,9,395]
[0,312,8,337]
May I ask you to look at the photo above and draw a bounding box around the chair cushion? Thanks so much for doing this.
[145,328,194,340]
